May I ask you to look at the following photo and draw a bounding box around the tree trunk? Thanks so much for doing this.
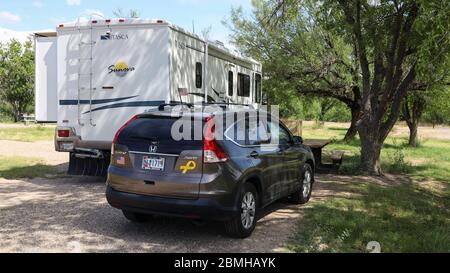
[344,104,361,141]
[13,112,21,123]
[359,131,382,175]
[407,121,419,147]
[402,94,425,147]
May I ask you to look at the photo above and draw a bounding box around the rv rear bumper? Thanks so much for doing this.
[55,127,112,152]
[106,185,237,221]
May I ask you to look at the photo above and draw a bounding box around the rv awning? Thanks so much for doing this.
[35,32,57,38]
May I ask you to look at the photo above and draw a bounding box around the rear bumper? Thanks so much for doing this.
[106,185,238,221]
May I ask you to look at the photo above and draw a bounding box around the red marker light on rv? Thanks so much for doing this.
[119,19,125,23]
[57,130,70,138]
[58,24,64,28]
[92,20,98,24]
[105,19,111,23]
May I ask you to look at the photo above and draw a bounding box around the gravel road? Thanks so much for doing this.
[0,174,323,253]
[0,137,315,253]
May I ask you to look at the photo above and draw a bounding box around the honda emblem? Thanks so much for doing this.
[149,145,158,153]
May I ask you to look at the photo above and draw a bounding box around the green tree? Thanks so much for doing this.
[227,1,362,141]
[230,0,449,175]
[329,0,449,174]
[421,87,450,126]
[0,39,35,122]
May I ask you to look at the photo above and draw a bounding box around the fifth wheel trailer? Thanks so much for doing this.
[45,18,263,176]
[35,32,58,123]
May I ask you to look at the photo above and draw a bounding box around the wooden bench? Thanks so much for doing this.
[330,151,345,166]
[22,115,36,126]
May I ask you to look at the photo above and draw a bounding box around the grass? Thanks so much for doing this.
[288,182,450,253]
[303,123,450,183]
[0,155,62,180]
[0,125,55,142]
[288,122,450,253]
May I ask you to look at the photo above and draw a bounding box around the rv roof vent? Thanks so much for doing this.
[105,19,111,23]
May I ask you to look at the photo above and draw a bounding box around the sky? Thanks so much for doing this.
[0,0,253,43]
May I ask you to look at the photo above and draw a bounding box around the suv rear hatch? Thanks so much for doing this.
[109,113,205,200]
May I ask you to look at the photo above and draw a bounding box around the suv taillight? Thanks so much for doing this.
[203,117,228,163]
[113,115,139,144]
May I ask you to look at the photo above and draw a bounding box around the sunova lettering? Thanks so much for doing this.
[108,65,135,74]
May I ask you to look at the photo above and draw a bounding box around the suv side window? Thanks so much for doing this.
[225,117,270,146]
[268,120,292,146]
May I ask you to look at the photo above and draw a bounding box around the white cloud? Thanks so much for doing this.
[33,1,44,8]
[49,17,66,24]
[82,9,105,19]
[66,0,81,6]
[0,11,21,23]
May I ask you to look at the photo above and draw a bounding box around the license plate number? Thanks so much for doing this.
[62,143,74,151]
[142,157,165,171]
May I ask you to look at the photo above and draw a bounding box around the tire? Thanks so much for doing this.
[224,183,259,239]
[290,163,314,204]
[122,210,152,223]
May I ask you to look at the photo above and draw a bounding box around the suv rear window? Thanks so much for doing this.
[119,117,203,153]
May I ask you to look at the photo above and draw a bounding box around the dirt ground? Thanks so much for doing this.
[0,175,301,253]
[0,136,354,253]
[0,138,299,252]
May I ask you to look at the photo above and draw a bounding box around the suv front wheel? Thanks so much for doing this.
[224,183,258,238]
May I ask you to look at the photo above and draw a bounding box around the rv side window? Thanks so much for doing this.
[228,71,234,96]
[238,73,250,98]
[255,74,262,103]
[195,62,202,89]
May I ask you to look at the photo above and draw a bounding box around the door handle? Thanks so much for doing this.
[249,151,259,158]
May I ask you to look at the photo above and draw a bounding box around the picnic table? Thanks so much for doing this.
[303,139,331,168]
[304,139,345,173]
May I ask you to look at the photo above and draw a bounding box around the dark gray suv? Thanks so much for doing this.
[106,105,315,238]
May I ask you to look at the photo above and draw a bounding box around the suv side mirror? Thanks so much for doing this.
[293,136,303,145]
[258,133,272,145]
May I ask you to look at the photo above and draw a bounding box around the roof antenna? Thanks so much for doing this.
[192,20,195,34]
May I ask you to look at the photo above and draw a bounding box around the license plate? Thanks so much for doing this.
[62,143,74,151]
[142,156,165,171]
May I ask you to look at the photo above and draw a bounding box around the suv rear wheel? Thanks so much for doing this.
[122,210,152,223]
[290,163,314,204]
[224,183,258,238]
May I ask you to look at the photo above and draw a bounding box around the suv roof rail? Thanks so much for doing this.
[201,102,255,109]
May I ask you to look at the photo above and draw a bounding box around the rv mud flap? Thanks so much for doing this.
[68,152,110,177]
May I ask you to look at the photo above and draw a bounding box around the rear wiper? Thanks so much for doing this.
[158,103,194,111]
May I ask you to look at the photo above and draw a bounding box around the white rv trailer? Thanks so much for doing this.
[35,32,58,123]
[45,18,263,176]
